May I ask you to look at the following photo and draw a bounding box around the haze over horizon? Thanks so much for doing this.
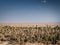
[0,0,60,23]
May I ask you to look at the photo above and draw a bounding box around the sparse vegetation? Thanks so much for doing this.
[0,24,60,45]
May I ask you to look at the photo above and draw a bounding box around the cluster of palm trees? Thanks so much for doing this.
[0,25,60,45]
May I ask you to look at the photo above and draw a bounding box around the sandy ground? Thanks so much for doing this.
[0,41,59,45]
[0,23,60,27]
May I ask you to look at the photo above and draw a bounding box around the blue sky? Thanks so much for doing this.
[0,0,60,23]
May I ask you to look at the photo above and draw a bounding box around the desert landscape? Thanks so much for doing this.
[0,23,60,45]
[0,0,60,45]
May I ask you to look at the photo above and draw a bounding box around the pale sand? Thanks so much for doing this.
[0,42,58,45]
[0,41,9,45]
[0,23,60,27]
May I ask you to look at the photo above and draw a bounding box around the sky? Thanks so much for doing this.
[0,0,60,23]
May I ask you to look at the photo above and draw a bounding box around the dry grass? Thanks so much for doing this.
[0,23,60,45]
